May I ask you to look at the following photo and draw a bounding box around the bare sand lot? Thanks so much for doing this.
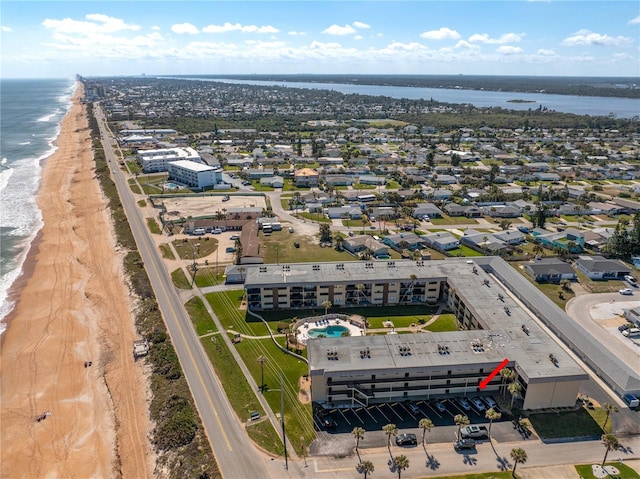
[1,85,153,478]
[160,194,267,219]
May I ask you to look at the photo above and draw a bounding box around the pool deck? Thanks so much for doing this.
[297,317,364,344]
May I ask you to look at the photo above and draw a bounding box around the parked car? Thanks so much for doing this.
[460,425,488,439]
[618,324,630,332]
[625,275,637,285]
[395,433,417,446]
[453,439,476,450]
[457,398,472,411]
[470,397,486,412]
[225,247,236,253]
[483,396,498,409]
[323,417,337,429]
[435,401,447,413]
[230,234,240,240]
[409,403,421,414]
[289,227,294,233]
[619,288,633,295]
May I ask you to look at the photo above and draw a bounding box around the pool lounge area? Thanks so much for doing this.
[297,317,364,345]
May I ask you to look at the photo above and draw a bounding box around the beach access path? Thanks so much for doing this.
[0,84,154,478]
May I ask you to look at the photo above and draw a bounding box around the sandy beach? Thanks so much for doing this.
[1,84,153,478]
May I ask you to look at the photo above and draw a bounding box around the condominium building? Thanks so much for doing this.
[243,257,590,410]
[167,160,222,189]
[138,147,201,173]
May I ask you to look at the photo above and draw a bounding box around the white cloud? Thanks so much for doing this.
[1,25,12,32]
[454,40,479,51]
[629,15,640,25]
[420,27,460,40]
[42,14,140,35]
[202,22,279,34]
[537,49,556,56]
[288,31,306,36]
[563,29,634,46]
[354,35,363,41]
[469,33,524,44]
[322,24,357,35]
[352,21,371,30]
[171,23,199,35]
[151,25,161,31]
[497,45,523,55]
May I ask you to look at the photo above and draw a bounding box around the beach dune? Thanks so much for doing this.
[1,84,153,478]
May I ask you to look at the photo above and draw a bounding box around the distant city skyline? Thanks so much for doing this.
[1,1,639,79]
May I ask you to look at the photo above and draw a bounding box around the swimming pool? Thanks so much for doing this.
[307,325,350,339]
[164,182,181,190]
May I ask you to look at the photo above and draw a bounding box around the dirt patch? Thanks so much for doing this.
[298,376,311,404]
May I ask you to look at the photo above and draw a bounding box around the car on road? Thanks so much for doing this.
[457,398,472,411]
[625,275,637,285]
[470,397,486,412]
[453,439,476,450]
[230,234,240,240]
[619,288,633,295]
[395,433,417,446]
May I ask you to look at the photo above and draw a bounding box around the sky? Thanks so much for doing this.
[1,1,639,79]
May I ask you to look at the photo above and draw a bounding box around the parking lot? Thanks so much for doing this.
[310,395,530,454]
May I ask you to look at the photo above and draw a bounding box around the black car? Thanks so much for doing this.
[395,433,417,446]
[618,324,630,332]
[453,439,476,450]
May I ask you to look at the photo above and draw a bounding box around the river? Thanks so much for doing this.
[200,78,640,119]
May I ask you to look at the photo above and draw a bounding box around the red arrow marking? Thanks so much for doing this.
[479,358,510,390]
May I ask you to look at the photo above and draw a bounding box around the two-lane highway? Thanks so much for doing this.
[93,106,274,478]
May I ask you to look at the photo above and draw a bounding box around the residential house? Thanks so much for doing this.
[524,259,577,283]
[324,175,354,187]
[343,235,388,257]
[247,168,274,179]
[484,205,521,218]
[413,203,443,219]
[259,176,284,188]
[325,206,362,220]
[573,255,632,280]
[492,230,526,245]
[294,168,320,187]
[359,175,387,186]
[422,232,459,251]
[384,233,427,251]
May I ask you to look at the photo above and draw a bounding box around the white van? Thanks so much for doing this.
[193,228,205,236]
[622,328,640,338]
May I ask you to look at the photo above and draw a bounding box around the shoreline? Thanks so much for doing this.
[0,83,153,477]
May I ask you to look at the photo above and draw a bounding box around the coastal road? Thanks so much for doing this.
[93,106,273,479]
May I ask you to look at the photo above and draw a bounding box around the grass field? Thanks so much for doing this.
[172,237,219,260]
[171,267,192,289]
[185,296,218,336]
[575,463,640,479]
[146,217,162,234]
[528,408,604,439]
[159,243,175,260]
[260,232,353,264]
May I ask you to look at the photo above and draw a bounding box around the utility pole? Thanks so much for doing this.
[301,436,307,467]
[281,371,288,471]
[257,356,267,392]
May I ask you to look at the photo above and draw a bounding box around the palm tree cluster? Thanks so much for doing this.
[500,367,522,409]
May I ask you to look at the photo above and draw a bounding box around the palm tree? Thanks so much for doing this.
[510,447,527,477]
[485,407,502,437]
[418,418,434,447]
[393,455,409,479]
[454,414,470,440]
[601,434,620,466]
[352,426,365,458]
[322,300,332,316]
[383,423,398,451]
[500,367,515,397]
[508,382,522,408]
[602,402,619,432]
[357,460,374,479]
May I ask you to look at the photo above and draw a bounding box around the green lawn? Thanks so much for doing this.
[146,217,162,234]
[296,212,331,223]
[575,463,640,479]
[137,199,147,207]
[172,237,219,260]
[171,268,192,290]
[260,233,353,263]
[185,296,218,336]
[245,419,285,456]
[430,215,479,225]
[528,408,604,439]
[159,244,175,260]
[425,313,458,332]
[446,245,485,257]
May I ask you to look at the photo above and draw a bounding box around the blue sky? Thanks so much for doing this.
[1,1,639,78]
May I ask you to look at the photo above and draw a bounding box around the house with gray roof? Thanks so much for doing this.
[343,235,388,257]
[412,203,443,219]
[523,258,577,283]
[422,231,459,251]
[383,232,426,251]
[574,255,632,280]
[326,206,362,220]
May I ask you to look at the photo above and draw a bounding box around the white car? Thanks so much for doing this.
[625,275,637,284]
[619,288,633,295]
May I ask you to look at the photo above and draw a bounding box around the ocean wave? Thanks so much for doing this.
[18,141,32,145]
[36,110,60,122]
[0,165,13,193]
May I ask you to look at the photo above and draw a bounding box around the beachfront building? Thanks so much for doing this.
[166,160,222,189]
[242,257,597,410]
[138,147,201,173]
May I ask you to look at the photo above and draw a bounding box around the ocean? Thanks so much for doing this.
[0,78,76,333]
